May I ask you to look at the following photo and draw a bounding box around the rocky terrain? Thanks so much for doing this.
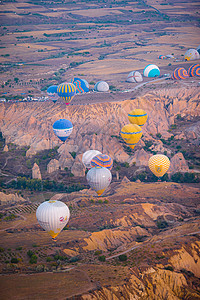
[0,0,200,299]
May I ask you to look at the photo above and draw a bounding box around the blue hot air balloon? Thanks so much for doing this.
[47,85,58,103]
[71,77,89,93]
[143,64,160,77]
[53,119,73,142]
[57,82,76,105]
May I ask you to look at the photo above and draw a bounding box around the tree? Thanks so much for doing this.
[119,254,127,261]
[98,255,106,262]
[29,254,37,264]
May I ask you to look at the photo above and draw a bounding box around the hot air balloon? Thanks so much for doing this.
[128,109,148,127]
[86,167,112,196]
[94,81,109,92]
[71,77,89,93]
[127,71,143,83]
[36,200,70,239]
[148,154,170,178]
[57,82,76,105]
[120,124,142,150]
[184,49,199,61]
[91,154,113,170]
[47,85,58,103]
[171,67,189,80]
[158,55,167,59]
[188,64,200,77]
[197,45,200,55]
[82,150,102,169]
[53,119,73,142]
[143,64,160,77]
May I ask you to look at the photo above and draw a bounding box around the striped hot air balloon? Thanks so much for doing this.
[128,109,148,127]
[57,82,76,105]
[188,64,200,77]
[171,67,189,80]
[71,77,89,93]
[148,154,170,178]
[91,154,113,170]
[158,55,167,59]
[86,167,112,196]
[120,124,142,150]
[82,150,102,169]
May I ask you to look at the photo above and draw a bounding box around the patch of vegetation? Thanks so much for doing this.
[119,254,127,261]
[98,255,106,262]
[7,177,86,193]
[171,172,199,183]
[164,265,174,271]
[156,220,168,229]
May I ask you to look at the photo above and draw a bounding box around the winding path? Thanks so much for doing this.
[106,229,200,260]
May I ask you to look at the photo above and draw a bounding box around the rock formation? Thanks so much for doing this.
[47,159,59,173]
[32,163,42,180]
[128,149,151,166]
[0,87,199,162]
[0,191,25,205]
[168,152,189,174]
[71,154,86,177]
[3,144,8,152]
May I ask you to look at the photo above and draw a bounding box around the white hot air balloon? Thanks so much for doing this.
[82,149,102,169]
[86,166,112,196]
[36,200,70,239]
[94,81,109,92]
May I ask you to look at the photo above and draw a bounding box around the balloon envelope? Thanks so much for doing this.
[91,154,113,170]
[148,154,170,178]
[143,64,160,77]
[188,64,200,77]
[127,71,143,83]
[36,200,70,239]
[94,81,109,92]
[47,85,59,103]
[184,49,199,61]
[120,124,142,149]
[171,67,189,80]
[86,167,112,196]
[53,119,73,142]
[128,109,148,127]
[71,77,89,93]
[82,150,102,169]
[57,82,76,105]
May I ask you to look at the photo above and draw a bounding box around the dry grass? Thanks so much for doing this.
[0,271,94,300]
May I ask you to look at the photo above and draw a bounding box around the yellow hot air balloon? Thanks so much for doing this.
[128,109,148,127]
[120,124,142,149]
[148,154,170,178]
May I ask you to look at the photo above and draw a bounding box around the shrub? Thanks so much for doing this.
[16,246,22,251]
[27,250,34,258]
[29,254,37,264]
[94,250,102,255]
[123,162,129,168]
[98,255,106,262]
[156,133,162,138]
[119,254,127,261]
[157,220,168,229]
[11,257,19,264]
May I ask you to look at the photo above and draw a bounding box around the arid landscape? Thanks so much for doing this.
[0,0,200,299]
